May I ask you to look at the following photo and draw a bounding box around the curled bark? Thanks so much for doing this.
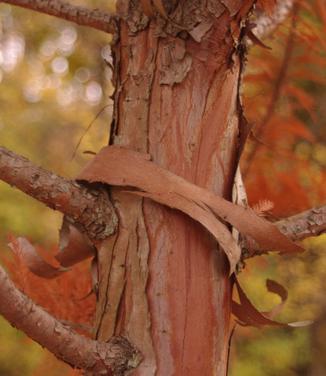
[0,264,141,375]
[0,146,117,240]
[0,0,117,34]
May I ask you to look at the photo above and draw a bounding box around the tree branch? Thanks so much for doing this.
[0,264,141,374]
[276,205,326,242]
[0,0,117,34]
[244,205,326,259]
[0,146,117,240]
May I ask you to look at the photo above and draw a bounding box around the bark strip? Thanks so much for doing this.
[0,264,141,375]
[0,146,117,240]
[0,0,117,34]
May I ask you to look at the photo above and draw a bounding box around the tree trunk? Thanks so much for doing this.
[95,2,249,374]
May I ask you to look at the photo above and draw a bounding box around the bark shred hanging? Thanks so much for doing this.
[78,145,303,273]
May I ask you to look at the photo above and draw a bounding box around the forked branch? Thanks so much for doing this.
[0,264,141,374]
[0,0,117,34]
[0,146,117,240]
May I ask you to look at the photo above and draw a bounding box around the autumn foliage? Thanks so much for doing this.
[242,0,325,217]
[0,0,325,375]
[1,238,95,375]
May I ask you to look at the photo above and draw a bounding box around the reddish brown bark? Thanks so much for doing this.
[0,1,323,375]
[94,2,255,375]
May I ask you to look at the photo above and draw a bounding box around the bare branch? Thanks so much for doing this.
[0,264,141,374]
[243,205,326,259]
[0,146,117,240]
[0,0,117,34]
[276,205,326,242]
[254,0,294,41]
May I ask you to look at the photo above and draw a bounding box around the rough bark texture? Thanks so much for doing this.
[0,146,117,240]
[276,205,326,241]
[94,1,254,375]
[244,205,326,258]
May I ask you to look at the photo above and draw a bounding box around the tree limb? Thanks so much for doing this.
[244,205,326,259]
[0,264,141,374]
[0,146,117,240]
[1,147,324,253]
[276,205,326,242]
[0,0,117,34]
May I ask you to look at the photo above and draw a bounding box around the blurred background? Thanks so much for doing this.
[0,0,325,375]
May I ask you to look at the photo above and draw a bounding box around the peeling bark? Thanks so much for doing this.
[94,1,256,375]
[2,0,314,374]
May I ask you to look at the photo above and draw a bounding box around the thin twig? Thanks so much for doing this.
[0,0,117,34]
[0,264,141,374]
[0,146,117,240]
[71,104,112,160]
